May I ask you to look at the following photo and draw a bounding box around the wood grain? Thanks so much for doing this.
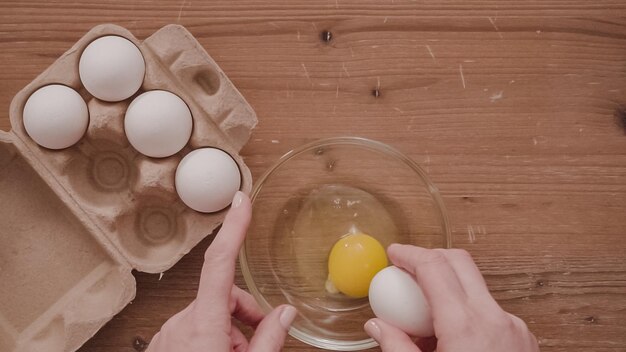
[1,1,626,351]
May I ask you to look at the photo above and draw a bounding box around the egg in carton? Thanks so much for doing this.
[0,24,257,352]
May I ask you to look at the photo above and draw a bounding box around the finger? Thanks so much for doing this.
[196,191,252,318]
[364,318,421,352]
[388,244,467,314]
[248,305,297,352]
[434,249,493,300]
[231,326,249,352]
[230,285,265,327]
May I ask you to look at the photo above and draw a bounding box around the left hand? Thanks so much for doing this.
[146,191,297,352]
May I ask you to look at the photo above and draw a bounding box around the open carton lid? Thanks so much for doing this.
[0,133,136,352]
[0,24,257,352]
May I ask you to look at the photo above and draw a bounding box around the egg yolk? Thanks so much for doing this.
[327,232,388,298]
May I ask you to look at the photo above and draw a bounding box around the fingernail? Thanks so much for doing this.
[279,305,297,330]
[388,243,401,251]
[364,320,381,341]
[232,191,244,208]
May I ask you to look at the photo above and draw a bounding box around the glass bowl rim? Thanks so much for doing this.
[239,136,451,350]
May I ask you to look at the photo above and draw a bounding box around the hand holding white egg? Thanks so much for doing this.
[368,265,434,337]
[367,245,540,352]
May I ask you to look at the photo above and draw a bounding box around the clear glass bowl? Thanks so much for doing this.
[240,137,451,350]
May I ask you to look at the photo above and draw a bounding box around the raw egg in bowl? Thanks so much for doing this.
[240,137,451,350]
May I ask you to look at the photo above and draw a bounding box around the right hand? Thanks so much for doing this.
[364,244,539,352]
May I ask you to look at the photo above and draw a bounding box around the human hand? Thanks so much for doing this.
[146,191,297,352]
[364,245,539,352]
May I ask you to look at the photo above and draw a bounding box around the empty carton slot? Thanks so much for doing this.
[0,144,115,335]
[91,151,131,190]
[64,139,137,206]
[116,194,187,269]
[139,207,178,243]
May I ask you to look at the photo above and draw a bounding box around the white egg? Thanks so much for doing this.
[23,84,89,149]
[124,90,193,158]
[79,35,145,102]
[368,266,434,337]
[175,148,241,213]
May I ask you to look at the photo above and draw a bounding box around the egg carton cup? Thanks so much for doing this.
[0,24,256,352]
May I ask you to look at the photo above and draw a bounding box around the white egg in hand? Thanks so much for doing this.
[23,85,89,149]
[368,266,434,337]
[79,35,145,102]
[124,90,193,158]
[175,148,241,213]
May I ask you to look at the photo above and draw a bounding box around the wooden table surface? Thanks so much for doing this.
[2,1,626,351]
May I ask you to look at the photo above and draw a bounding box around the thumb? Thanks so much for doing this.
[365,318,422,352]
[248,305,297,352]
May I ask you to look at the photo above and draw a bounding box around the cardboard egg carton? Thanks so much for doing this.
[0,24,257,352]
